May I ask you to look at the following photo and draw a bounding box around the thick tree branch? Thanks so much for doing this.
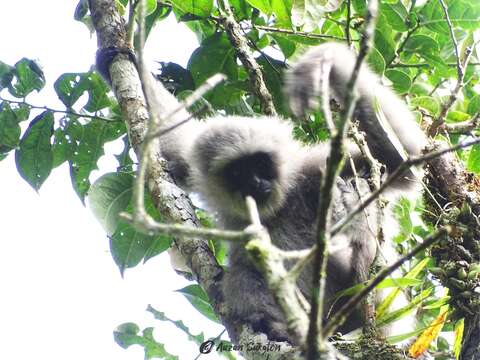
[217,0,276,116]
[88,0,226,333]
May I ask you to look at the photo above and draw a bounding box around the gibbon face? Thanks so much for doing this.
[188,117,302,221]
[222,151,278,204]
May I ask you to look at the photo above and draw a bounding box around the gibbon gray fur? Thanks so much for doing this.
[99,42,426,342]
[154,43,426,342]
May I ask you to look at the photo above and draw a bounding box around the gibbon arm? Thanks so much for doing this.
[286,43,426,186]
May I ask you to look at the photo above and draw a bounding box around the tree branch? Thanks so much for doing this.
[322,227,450,337]
[88,0,226,333]
[306,1,378,358]
[216,0,276,116]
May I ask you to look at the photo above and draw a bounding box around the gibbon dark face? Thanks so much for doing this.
[222,152,278,204]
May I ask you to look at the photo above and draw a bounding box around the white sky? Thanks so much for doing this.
[0,1,226,359]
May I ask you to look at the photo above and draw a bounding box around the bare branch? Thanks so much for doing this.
[428,2,476,136]
[145,74,226,142]
[0,96,117,122]
[217,0,276,116]
[253,25,353,42]
[119,212,252,241]
[306,0,379,357]
[244,196,309,345]
[331,136,480,237]
[445,114,480,134]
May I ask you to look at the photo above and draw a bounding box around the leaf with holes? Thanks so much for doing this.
[15,111,54,191]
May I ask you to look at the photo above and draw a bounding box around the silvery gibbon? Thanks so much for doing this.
[98,42,425,343]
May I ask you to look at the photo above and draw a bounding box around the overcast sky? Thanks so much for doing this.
[0,1,226,359]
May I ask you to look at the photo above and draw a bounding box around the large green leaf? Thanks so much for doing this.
[88,172,171,274]
[170,0,213,17]
[246,0,272,14]
[67,118,125,201]
[15,111,54,191]
[0,103,22,150]
[386,69,412,94]
[84,72,112,112]
[381,1,409,32]
[114,323,179,359]
[176,285,220,323]
[54,73,90,108]
[188,33,237,86]
[403,34,439,58]
[8,58,45,98]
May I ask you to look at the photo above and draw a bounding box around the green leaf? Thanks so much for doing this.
[0,60,13,89]
[114,135,134,170]
[0,103,22,150]
[114,323,179,359]
[15,111,54,191]
[176,285,220,323]
[188,33,237,86]
[374,24,395,66]
[272,0,292,27]
[145,0,157,15]
[54,73,90,108]
[74,0,89,21]
[377,288,433,327]
[256,56,288,114]
[352,0,366,14]
[367,47,386,75]
[410,96,441,117]
[68,119,125,201]
[8,58,45,98]
[393,197,414,243]
[333,277,422,300]
[246,0,272,14]
[88,172,133,234]
[88,172,171,274]
[453,318,464,360]
[386,69,411,94]
[110,220,170,274]
[52,127,74,168]
[84,72,112,112]
[404,34,439,57]
[381,1,408,32]
[170,0,213,17]
[467,95,480,116]
[271,34,296,58]
[377,258,429,317]
[147,305,207,345]
[467,144,480,174]
[446,111,470,123]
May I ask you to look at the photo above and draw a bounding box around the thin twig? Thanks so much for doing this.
[0,96,116,122]
[438,0,461,80]
[386,23,420,68]
[331,136,480,237]
[253,25,353,42]
[119,212,252,241]
[390,62,480,68]
[306,0,379,357]
[144,74,226,142]
[322,227,450,337]
[428,2,476,136]
[345,0,352,46]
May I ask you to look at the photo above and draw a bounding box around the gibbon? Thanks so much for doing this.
[98,42,426,342]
